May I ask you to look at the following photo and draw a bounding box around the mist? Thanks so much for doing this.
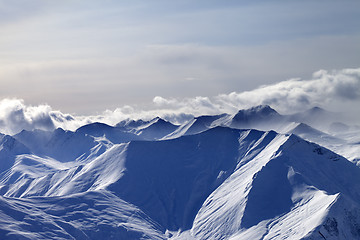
[0,67,359,135]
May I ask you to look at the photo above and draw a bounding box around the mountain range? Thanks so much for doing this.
[0,105,360,239]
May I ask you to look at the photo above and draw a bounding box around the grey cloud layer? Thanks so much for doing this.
[0,68,359,135]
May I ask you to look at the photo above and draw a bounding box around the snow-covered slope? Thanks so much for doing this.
[164,114,229,139]
[164,105,296,139]
[163,105,360,165]
[116,118,151,130]
[136,117,179,140]
[164,105,285,139]
[1,125,360,239]
[0,190,165,239]
[76,122,141,143]
[1,105,360,239]
[13,128,103,162]
[188,133,360,239]
[228,105,285,130]
[0,134,30,174]
[283,122,360,165]
[115,117,179,140]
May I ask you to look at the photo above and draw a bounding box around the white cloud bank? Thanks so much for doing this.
[217,68,360,112]
[0,67,359,135]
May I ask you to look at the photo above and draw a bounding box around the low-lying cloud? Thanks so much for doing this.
[152,67,360,116]
[0,67,359,135]
[217,68,360,113]
[0,99,55,135]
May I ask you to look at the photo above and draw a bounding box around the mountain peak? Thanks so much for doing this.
[149,117,168,125]
[137,117,178,140]
[247,104,277,114]
[76,122,114,132]
[308,106,325,112]
[232,105,280,125]
[235,105,278,116]
[115,119,149,129]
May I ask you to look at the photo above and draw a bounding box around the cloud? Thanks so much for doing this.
[0,99,55,135]
[1,0,360,116]
[217,68,360,113]
[0,67,359,135]
[149,67,360,121]
[0,99,91,135]
[94,67,360,123]
[150,67,360,115]
[2,35,360,115]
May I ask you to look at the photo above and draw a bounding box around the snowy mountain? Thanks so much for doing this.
[115,117,179,140]
[134,117,179,140]
[13,128,102,162]
[164,114,229,139]
[288,106,336,131]
[76,122,141,143]
[116,118,152,130]
[0,106,360,239]
[164,105,287,139]
[229,105,285,130]
[189,132,360,239]
[0,134,30,174]
[0,191,165,239]
[280,122,360,165]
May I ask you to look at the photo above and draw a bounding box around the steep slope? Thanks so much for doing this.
[0,134,30,174]
[164,114,229,139]
[1,125,360,239]
[186,134,360,240]
[13,128,103,162]
[286,123,360,165]
[287,123,340,143]
[136,117,179,140]
[114,117,179,140]
[0,190,166,240]
[76,122,141,143]
[228,105,286,130]
[0,154,75,197]
[0,128,281,232]
[116,118,152,131]
[108,127,254,231]
[164,105,288,140]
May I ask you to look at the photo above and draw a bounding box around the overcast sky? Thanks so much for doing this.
[1,0,360,115]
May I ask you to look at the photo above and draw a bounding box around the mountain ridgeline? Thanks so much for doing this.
[0,105,360,239]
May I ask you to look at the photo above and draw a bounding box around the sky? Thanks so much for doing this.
[0,0,360,130]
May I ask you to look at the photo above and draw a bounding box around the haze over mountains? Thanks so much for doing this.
[0,105,360,239]
[0,67,360,137]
